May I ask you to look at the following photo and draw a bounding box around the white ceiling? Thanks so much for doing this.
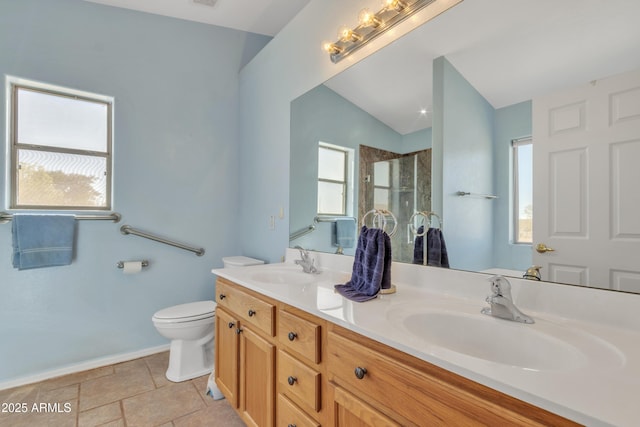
[83,0,640,135]
[82,0,311,36]
[324,0,640,134]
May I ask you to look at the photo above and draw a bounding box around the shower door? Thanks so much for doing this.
[360,146,431,263]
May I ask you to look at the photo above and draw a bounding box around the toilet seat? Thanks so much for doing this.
[153,301,216,324]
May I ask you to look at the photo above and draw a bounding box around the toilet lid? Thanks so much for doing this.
[153,300,216,321]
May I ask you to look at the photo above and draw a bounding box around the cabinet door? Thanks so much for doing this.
[215,309,239,407]
[240,325,276,427]
[331,384,400,427]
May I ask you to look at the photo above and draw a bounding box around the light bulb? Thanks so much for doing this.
[337,25,352,42]
[358,8,382,27]
[337,25,362,43]
[322,41,341,55]
[382,0,407,11]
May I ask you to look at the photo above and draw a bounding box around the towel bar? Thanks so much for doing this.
[0,211,121,224]
[456,191,498,199]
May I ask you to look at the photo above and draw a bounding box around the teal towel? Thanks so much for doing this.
[333,217,356,248]
[12,215,75,270]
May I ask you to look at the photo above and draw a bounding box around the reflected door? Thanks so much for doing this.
[532,69,640,291]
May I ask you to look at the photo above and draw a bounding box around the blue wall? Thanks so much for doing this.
[0,0,269,384]
[433,56,495,272]
[289,84,403,254]
[289,84,433,255]
[433,57,532,273]
[493,101,533,271]
[402,128,432,153]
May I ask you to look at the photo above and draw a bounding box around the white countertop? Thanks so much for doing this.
[213,249,640,427]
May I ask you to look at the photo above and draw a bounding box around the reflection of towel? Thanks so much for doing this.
[413,225,425,264]
[335,226,392,302]
[12,215,75,270]
[333,217,356,248]
[413,226,449,268]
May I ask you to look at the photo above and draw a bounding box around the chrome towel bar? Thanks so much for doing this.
[0,211,121,224]
[456,191,498,199]
[120,225,205,256]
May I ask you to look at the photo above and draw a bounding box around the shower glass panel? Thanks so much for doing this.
[359,145,432,263]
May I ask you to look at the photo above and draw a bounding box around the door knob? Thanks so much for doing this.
[536,243,555,254]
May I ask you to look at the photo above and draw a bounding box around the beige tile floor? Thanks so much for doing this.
[0,352,246,427]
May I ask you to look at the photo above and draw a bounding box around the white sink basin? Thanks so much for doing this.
[387,306,624,372]
[250,268,317,285]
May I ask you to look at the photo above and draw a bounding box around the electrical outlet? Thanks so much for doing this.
[269,215,276,230]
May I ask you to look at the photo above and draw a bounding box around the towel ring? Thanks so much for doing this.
[409,211,428,236]
[361,209,398,236]
[426,211,443,229]
[409,211,443,234]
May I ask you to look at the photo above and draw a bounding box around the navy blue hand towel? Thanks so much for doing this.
[427,227,450,268]
[334,225,392,302]
[12,215,75,270]
[413,226,450,268]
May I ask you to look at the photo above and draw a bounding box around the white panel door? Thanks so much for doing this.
[532,69,640,291]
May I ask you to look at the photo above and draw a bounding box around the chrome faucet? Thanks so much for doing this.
[481,275,534,324]
[294,246,318,274]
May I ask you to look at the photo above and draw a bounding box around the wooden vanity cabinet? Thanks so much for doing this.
[215,278,276,427]
[326,324,582,427]
[215,277,583,427]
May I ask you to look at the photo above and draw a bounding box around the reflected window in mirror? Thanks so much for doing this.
[512,137,532,244]
[317,142,353,216]
[373,160,391,210]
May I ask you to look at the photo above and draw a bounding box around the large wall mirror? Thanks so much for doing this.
[290,0,640,293]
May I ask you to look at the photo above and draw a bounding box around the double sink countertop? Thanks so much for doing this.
[212,249,640,427]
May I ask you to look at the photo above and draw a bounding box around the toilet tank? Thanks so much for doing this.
[222,256,264,268]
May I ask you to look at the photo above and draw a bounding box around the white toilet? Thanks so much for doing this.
[152,300,217,382]
[152,256,264,383]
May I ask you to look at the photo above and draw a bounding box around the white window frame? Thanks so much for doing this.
[317,142,354,217]
[6,76,113,211]
[512,136,533,244]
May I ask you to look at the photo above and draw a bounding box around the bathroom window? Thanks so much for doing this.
[8,77,113,210]
[317,143,349,215]
[512,137,533,244]
[372,160,391,210]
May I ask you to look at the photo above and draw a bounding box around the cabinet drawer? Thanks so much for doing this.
[278,350,321,412]
[277,394,320,427]
[327,330,575,427]
[216,279,275,336]
[278,310,321,364]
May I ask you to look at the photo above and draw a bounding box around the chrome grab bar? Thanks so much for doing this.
[289,224,316,241]
[120,225,205,256]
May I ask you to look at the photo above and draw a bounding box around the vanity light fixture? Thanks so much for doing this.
[324,0,463,64]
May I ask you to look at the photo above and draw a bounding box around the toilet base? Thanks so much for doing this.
[165,337,213,382]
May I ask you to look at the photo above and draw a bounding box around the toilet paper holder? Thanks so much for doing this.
[117,260,149,269]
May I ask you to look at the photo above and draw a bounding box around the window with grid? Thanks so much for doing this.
[8,78,113,210]
[317,144,348,215]
[512,137,532,244]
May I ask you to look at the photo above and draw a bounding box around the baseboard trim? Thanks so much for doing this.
[0,344,170,391]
